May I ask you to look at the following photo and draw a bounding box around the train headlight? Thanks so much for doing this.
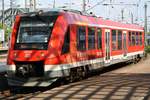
[17,65,30,77]
[14,52,17,57]
[40,52,45,57]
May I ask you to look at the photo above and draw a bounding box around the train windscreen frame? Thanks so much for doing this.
[15,15,58,50]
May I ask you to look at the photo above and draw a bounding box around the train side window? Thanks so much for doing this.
[136,32,139,45]
[129,32,132,46]
[118,30,122,50]
[62,27,70,54]
[112,30,117,50]
[132,32,136,46]
[88,27,95,50]
[140,32,142,45]
[77,26,86,51]
[97,28,102,49]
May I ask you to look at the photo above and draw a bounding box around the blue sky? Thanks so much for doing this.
[1,0,150,29]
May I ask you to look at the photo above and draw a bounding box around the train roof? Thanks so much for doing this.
[61,10,144,32]
[18,9,144,32]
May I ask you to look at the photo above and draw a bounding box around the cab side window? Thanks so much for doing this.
[62,27,70,54]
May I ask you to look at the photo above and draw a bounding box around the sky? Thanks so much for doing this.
[1,0,150,30]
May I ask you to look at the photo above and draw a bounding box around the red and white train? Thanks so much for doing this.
[7,9,145,86]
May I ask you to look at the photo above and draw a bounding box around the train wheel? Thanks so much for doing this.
[133,56,141,64]
[69,68,77,83]
[133,58,137,64]
[76,67,83,81]
[136,57,141,63]
[77,66,89,80]
[82,65,89,78]
[81,66,86,79]
[69,66,88,82]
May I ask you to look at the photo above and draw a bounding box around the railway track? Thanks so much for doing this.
[0,56,148,99]
[0,77,67,100]
[0,86,51,100]
[19,56,150,100]
[0,62,132,99]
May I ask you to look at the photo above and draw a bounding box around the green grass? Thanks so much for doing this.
[0,56,6,59]
[145,46,150,53]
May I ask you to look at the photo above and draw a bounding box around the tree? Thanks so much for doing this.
[0,23,12,42]
[5,27,11,42]
[147,32,150,35]
[0,23,2,29]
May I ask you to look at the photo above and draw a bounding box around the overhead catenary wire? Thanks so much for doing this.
[86,0,107,11]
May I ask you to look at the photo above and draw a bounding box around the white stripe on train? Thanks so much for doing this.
[7,51,144,72]
[44,51,144,71]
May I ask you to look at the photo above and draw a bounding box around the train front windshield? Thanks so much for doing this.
[15,15,57,50]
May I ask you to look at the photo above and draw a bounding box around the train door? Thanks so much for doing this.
[105,29,111,63]
[123,31,127,57]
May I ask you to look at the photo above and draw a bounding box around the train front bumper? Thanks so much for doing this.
[7,75,57,87]
[6,64,69,86]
